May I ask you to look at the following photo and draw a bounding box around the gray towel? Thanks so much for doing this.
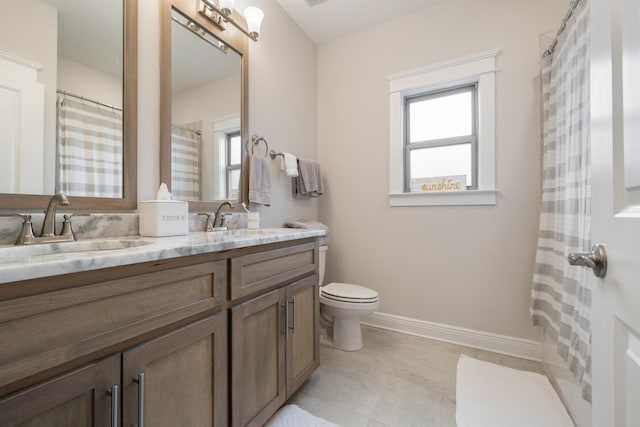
[248,153,272,206]
[284,220,329,245]
[292,159,324,198]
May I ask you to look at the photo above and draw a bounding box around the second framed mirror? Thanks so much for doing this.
[160,0,248,210]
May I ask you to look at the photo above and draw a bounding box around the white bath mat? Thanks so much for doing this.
[265,404,341,427]
[456,355,574,427]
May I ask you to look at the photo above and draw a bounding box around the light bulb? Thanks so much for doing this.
[243,6,264,39]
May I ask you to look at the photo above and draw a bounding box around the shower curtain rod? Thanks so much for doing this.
[57,89,122,111]
[171,124,202,135]
[543,0,582,58]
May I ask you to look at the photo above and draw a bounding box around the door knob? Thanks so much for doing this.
[568,244,607,278]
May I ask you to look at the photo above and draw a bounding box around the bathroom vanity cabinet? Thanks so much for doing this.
[0,313,227,427]
[0,237,320,427]
[229,242,320,427]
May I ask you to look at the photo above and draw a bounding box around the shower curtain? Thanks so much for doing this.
[531,0,592,401]
[171,125,202,201]
[57,97,123,197]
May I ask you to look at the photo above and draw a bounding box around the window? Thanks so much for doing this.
[212,115,240,200]
[388,50,498,206]
[405,85,477,190]
[226,131,241,199]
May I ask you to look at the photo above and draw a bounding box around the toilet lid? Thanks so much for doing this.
[321,282,379,302]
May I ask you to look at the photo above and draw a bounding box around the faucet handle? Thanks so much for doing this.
[60,214,78,241]
[1,214,36,245]
[197,213,214,232]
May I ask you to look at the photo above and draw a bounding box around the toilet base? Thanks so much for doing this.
[332,317,364,351]
[319,315,364,351]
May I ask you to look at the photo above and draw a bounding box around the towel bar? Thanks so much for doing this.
[269,150,283,159]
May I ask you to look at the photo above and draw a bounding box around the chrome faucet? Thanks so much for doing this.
[41,192,70,237]
[213,201,234,228]
[0,192,75,245]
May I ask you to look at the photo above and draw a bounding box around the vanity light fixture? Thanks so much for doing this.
[199,0,264,41]
[172,11,229,54]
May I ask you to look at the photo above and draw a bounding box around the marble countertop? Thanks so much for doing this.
[0,228,325,284]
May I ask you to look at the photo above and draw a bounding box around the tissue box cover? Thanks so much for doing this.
[139,200,188,237]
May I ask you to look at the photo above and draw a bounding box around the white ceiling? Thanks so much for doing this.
[273,0,445,45]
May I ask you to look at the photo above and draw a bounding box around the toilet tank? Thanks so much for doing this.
[319,245,328,285]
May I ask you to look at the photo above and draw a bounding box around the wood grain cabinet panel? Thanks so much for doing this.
[285,275,320,398]
[0,259,226,393]
[231,288,287,427]
[123,312,228,427]
[0,354,120,427]
[230,242,318,300]
[231,274,320,427]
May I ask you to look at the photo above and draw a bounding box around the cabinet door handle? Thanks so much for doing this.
[281,303,288,334]
[288,299,295,333]
[133,373,145,427]
[106,384,119,427]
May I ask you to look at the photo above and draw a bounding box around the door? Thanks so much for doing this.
[122,313,228,427]
[0,355,119,427]
[285,275,320,398]
[589,0,640,425]
[231,287,286,427]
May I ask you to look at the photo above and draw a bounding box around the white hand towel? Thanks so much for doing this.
[248,153,272,206]
[280,153,299,177]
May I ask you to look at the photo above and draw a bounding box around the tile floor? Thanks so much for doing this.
[287,325,544,427]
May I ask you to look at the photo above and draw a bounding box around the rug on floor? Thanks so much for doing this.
[265,404,341,427]
[456,355,574,427]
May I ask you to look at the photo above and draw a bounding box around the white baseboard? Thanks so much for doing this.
[362,312,542,361]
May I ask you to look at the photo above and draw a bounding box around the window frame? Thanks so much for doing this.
[404,84,478,191]
[388,49,498,206]
[225,131,241,199]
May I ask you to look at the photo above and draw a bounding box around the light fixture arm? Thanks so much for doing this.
[200,0,260,41]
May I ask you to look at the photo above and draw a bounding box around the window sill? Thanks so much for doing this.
[388,189,497,206]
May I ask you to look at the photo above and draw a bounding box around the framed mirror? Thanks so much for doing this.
[0,0,137,210]
[160,0,249,211]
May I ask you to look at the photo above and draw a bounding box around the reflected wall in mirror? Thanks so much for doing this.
[0,0,137,210]
[171,9,241,201]
[161,0,248,210]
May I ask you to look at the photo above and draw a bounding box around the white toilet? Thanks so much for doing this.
[318,245,379,351]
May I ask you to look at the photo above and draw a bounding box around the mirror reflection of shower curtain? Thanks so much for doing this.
[171,125,201,201]
[56,96,123,197]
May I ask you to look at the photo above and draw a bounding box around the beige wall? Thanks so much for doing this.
[245,0,318,226]
[317,0,566,341]
[57,56,122,107]
[137,0,318,227]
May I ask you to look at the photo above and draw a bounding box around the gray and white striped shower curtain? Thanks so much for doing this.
[57,97,123,197]
[531,0,591,401]
[171,126,201,201]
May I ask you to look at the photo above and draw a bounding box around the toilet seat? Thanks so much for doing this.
[320,282,379,303]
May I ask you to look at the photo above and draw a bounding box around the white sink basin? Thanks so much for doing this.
[0,238,154,259]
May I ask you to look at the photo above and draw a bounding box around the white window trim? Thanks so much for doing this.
[388,49,499,206]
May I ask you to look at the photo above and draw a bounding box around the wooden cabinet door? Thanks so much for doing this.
[0,354,120,427]
[231,288,286,427]
[285,274,320,398]
[122,312,228,427]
